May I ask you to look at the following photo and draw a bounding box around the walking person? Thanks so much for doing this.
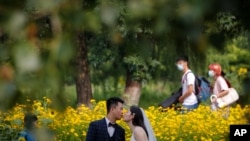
[208,63,230,111]
[176,55,198,112]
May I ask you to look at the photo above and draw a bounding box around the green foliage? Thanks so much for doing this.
[206,32,250,104]
[0,0,83,111]
[0,125,19,141]
[124,55,160,82]
[216,12,242,37]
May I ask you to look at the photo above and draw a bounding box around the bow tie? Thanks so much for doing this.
[108,122,117,128]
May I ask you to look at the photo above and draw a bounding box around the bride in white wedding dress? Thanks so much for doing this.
[123,106,157,141]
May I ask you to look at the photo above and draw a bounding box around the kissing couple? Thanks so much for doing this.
[86,97,157,141]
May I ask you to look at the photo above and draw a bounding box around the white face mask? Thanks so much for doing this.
[208,70,215,77]
[177,64,184,71]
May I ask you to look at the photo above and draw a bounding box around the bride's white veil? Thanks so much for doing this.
[140,108,157,141]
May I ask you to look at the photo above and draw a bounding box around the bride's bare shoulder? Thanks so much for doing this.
[134,126,144,132]
[134,126,143,131]
[133,126,148,140]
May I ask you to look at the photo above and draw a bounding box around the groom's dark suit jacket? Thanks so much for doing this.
[86,118,125,141]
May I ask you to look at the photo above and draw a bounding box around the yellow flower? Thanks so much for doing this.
[238,67,248,76]
[48,109,57,118]
[18,137,26,141]
[1,98,249,141]
[90,99,96,103]
[70,128,75,133]
[74,133,79,137]
[46,98,52,104]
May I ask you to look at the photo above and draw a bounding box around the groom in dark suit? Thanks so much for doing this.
[86,97,125,141]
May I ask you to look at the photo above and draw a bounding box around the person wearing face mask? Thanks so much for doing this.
[176,55,198,111]
[208,63,230,109]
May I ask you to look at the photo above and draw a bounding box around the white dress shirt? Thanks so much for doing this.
[105,117,115,137]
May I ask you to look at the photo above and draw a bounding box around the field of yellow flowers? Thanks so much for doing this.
[0,97,249,141]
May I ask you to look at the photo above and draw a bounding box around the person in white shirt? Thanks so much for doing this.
[176,55,198,111]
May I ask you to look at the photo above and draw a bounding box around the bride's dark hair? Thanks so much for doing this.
[130,105,148,138]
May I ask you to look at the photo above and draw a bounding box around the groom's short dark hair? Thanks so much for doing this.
[106,97,124,113]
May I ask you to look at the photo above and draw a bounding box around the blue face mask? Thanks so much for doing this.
[177,64,184,71]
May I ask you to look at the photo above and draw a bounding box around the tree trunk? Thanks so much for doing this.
[75,32,92,107]
[123,70,142,106]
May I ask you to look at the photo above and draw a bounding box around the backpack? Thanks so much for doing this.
[185,72,211,104]
[197,76,211,102]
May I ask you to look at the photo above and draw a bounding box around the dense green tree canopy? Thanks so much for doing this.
[0,0,250,110]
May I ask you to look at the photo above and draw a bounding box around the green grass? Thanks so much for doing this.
[63,80,179,108]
